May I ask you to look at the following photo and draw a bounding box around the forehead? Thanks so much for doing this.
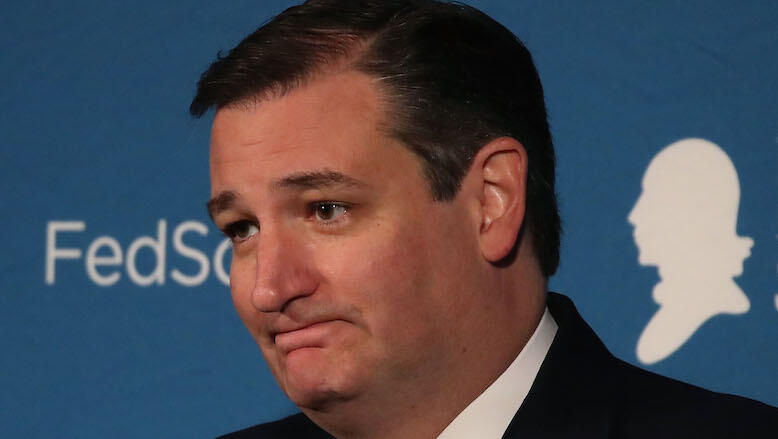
[208,70,425,200]
[211,71,385,166]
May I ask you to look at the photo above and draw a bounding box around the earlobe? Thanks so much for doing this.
[476,137,528,262]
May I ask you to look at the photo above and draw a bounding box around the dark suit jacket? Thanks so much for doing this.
[218,293,778,438]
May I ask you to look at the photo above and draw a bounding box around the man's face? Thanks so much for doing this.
[209,71,484,410]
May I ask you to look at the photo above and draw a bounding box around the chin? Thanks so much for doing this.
[634,244,658,266]
[284,374,339,409]
[286,385,343,411]
[282,350,357,410]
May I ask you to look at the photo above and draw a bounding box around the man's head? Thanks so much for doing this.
[192,0,560,276]
[194,1,558,436]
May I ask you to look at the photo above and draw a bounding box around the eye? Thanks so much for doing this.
[311,202,349,222]
[223,220,259,242]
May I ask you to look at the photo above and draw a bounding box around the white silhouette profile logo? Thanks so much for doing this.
[628,138,753,365]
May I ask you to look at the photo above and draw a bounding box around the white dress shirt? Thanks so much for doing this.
[436,307,558,438]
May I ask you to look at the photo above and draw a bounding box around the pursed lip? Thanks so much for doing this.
[272,319,344,354]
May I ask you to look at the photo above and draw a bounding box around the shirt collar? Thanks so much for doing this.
[436,307,558,439]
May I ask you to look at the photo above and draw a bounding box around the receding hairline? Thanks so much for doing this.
[215,32,385,115]
[215,52,411,170]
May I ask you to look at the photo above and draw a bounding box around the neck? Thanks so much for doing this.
[654,275,749,315]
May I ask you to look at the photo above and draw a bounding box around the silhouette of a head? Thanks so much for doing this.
[628,138,753,364]
[629,138,752,280]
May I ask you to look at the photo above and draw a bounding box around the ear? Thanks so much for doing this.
[474,137,528,262]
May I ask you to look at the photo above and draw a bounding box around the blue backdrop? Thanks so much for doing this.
[2,1,776,437]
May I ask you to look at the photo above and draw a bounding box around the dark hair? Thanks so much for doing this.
[190,0,561,276]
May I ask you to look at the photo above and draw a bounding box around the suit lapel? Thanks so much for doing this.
[502,293,616,439]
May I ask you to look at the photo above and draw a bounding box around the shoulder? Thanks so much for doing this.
[607,357,778,437]
[216,413,333,439]
[537,293,778,438]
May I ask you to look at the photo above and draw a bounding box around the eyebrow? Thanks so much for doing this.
[206,170,369,220]
[206,190,237,221]
[271,169,369,192]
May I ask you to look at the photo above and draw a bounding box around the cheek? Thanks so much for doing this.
[227,255,269,341]
[228,254,288,378]
[228,256,252,314]
[320,227,430,308]
[318,214,463,347]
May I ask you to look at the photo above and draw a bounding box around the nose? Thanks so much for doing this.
[628,194,643,226]
[251,228,318,313]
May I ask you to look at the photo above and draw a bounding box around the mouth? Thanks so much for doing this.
[273,320,344,354]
